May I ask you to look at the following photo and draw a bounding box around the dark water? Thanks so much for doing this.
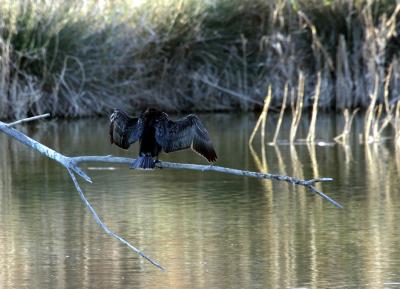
[1,113,400,289]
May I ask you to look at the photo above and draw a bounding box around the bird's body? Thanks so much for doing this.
[109,108,217,169]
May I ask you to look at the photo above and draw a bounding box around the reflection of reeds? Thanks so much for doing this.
[395,102,400,146]
[249,144,264,172]
[289,144,303,181]
[246,108,400,287]
[0,136,12,199]
[307,143,319,180]
[249,136,274,198]
[273,145,287,176]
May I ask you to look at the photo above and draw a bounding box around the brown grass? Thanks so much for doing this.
[1,0,400,120]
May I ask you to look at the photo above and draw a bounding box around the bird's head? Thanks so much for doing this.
[142,107,168,122]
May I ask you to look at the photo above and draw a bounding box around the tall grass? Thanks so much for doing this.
[0,0,400,119]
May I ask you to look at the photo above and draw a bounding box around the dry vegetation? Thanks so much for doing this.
[0,0,400,120]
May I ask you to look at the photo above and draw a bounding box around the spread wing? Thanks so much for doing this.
[109,109,143,149]
[155,114,217,162]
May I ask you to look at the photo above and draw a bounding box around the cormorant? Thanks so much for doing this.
[109,108,217,169]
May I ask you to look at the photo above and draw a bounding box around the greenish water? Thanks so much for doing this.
[1,114,400,289]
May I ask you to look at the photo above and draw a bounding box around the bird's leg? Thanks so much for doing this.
[207,163,214,170]
[130,154,144,169]
[129,160,138,169]
[201,163,214,172]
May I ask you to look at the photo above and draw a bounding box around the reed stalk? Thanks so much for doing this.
[334,109,359,145]
[395,102,400,146]
[261,86,272,145]
[0,1,400,119]
[249,86,272,145]
[289,73,304,144]
[272,83,288,144]
[306,72,321,143]
[364,76,379,143]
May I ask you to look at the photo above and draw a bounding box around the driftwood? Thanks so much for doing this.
[0,113,342,271]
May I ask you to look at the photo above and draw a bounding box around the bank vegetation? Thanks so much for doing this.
[0,0,399,119]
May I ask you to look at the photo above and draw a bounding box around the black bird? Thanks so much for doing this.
[109,108,217,169]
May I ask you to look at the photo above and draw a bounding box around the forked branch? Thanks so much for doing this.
[0,116,163,271]
[0,114,342,271]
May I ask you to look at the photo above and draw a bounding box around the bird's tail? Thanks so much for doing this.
[130,156,155,170]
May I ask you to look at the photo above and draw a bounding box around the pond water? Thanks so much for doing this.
[1,113,400,289]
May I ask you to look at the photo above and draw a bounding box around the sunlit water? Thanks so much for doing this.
[1,113,400,289]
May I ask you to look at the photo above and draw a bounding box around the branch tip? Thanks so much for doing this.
[6,113,51,127]
[67,168,164,270]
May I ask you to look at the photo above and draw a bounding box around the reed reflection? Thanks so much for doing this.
[249,112,400,288]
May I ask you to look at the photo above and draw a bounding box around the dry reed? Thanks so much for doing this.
[289,73,305,144]
[249,85,272,145]
[334,109,359,145]
[306,72,321,143]
[272,83,288,144]
[0,0,400,120]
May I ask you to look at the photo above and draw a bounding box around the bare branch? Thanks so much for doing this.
[0,119,163,270]
[6,113,51,127]
[0,120,91,182]
[67,168,164,271]
[71,156,343,208]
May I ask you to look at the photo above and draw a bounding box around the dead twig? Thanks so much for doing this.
[6,113,50,127]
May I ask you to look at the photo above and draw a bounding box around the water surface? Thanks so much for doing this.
[1,113,400,289]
